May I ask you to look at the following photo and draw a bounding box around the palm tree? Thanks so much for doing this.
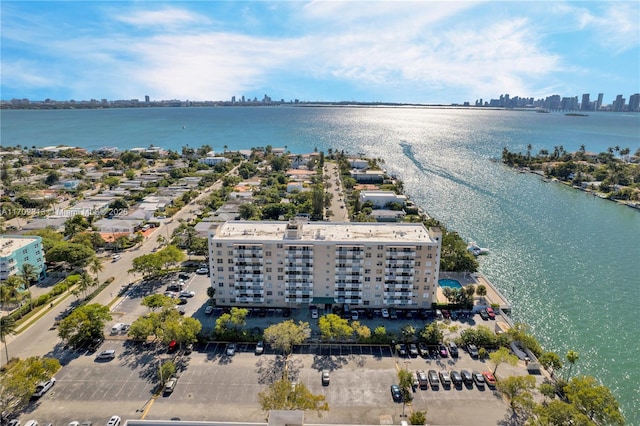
[88,256,104,285]
[77,272,93,298]
[20,263,38,307]
[566,350,579,379]
[0,316,17,361]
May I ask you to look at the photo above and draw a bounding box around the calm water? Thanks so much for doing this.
[2,107,640,422]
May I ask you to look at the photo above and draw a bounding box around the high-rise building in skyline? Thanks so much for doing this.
[596,93,604,110]
[581,93,590,111]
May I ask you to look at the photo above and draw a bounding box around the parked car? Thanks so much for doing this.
[178,273,190,280]
[204,305,214,315]
[390,384,402,401]
[472,371,485,388]
[450,370,463,387]
[479,309,489,320]
[310,308,319,319]
[428,370,440,389]
[255,341,264,355]
[321,370,330,386]
[467,344,480,358]
[447,341,459,358]
[96,350,116,361]
[460,369,473,385]
[396,344,407,357]
[226,343,236,356]
[179,290,195,298]
[163,377,177,394]
[439,370,452,388]
[417,342,429,357]
[482,371,497,387]
[32,378,56,398]
[438,343,448,358]
[351,311,359,321]
[184,343,194,355]
[111,255,121,262]
[110,323,125,335]
[87,336,104,351]
[389,308,398,320]
[168,340,178,353]
[416,370,429,389]
[441,309,451,319]
[408,343,419,357]
[486,307,496,319]
[381,308,389,318]
[106,416,121,426]
[195,267,209,275]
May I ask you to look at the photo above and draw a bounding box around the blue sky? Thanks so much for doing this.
[1,1,638,104]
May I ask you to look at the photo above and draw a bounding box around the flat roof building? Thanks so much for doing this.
[208,220,441,309]
[0,235,46,281]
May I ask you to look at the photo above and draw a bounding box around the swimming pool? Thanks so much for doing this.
[438,279,463,289]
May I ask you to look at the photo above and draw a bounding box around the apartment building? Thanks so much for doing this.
[208,220,441,309]
[0,235,46,281]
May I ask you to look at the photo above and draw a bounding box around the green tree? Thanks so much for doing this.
[0,356,61,415]
[538,382,557,402]
[263,320,310,357]
[401,324,417,342]
[159,360,176,386]
[57,303,112,348]
[18,262,38,308]
[528,399,593,426]
[0,316,17,361]
[539,351,563,375]
[496,375,536,413]
[0,276,24,306]
[142,294,177,311]
[566,350,579,379]
[46,242,95,268]
[476,284,487,298]
[398,368,414,401]
[214,307,248,339]
[318,313,353,341]
[87,256,104,284]
[489,347,519,375]
[420,322,443,345]
[257,379,328,417]
[564,376,625,425]
[409,411,427,425]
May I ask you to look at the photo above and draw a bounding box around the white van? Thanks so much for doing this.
[24,421,38,426]
[110,323,124,334]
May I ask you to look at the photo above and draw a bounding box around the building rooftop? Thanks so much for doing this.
[0,236,38,258]
[212,221,434,243]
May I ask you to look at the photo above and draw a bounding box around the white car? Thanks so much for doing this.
[204,305,214,315]
[32,377,56,398]
[381,308,390,318]
[179,290,195,298]
[195,267,209,275]
[310,309,319,319]
[106,416,121,426]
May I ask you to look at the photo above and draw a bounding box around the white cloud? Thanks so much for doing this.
[112,7,212,29]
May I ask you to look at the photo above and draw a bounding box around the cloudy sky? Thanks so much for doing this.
[1,1,638,104]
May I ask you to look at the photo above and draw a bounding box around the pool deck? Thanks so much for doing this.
[437,271,512,312]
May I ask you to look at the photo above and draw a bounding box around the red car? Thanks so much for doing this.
[482,371,497,387]
[486,307,496,319]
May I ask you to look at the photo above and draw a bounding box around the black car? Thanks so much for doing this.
[396,344,408,357]
[417,342,429,357]
[390,384,402,401]
[450,370,463,387]
[479,309,489,320]
[447,341,459,358]
[283,308,291,317]
[460,369,473,385]
[87,336,104,351]
[178,273,190,280]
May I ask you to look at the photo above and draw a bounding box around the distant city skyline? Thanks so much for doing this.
[1,1,638,104]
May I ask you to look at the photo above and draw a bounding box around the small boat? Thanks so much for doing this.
[467,241,490,256]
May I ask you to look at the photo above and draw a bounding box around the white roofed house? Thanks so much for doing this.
[359,191,407,209]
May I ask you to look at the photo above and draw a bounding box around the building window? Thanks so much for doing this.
[265,251,272,256]
[277,268,283,273]
[377,245,383,250]
[266,267,272,272]
[363,300,370,305]
[364,277,371,282]
[218,283,224,287]
[228,251,233,256]
[217,259,223,264]
[365,252,372,258]
[266,291,273,296]
[427,253,433,259]
[218,267,224,272]
[277,244,283,249]
[376,277,382,282]
[278,291,284,296]
[266,283,272,288]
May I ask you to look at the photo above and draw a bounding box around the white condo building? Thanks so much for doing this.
[208,220,441,309]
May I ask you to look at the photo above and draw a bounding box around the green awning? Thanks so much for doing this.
[312,297,335,304]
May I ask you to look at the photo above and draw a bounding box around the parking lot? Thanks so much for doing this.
[20,334,522,426]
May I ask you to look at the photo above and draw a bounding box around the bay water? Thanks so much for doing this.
[2,107,639,422]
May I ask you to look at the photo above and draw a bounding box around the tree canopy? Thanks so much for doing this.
[257,379,328,416]
[57,303,112,347]
[0,356,61,415]
[263,320,310,356]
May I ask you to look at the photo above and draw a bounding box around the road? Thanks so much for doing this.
[1,167,237,366]
[324,162,349,222]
